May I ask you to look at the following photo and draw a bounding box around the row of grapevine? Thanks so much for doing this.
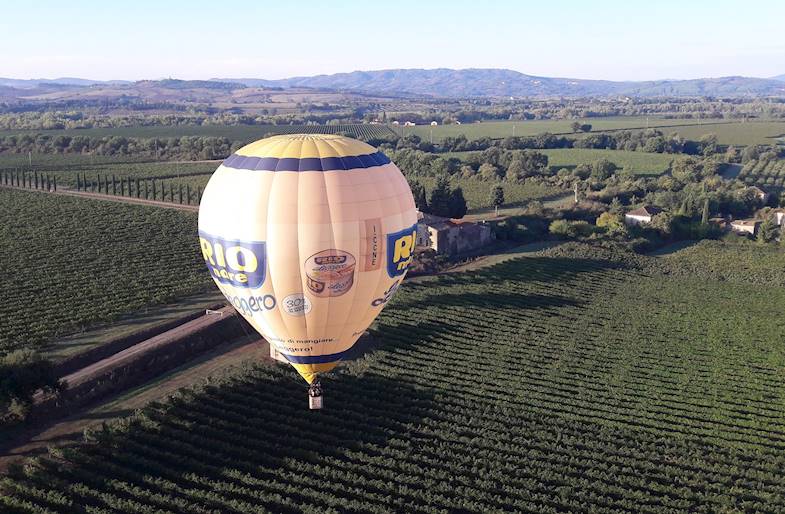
[3,244,785,511]
[0,189,211,354]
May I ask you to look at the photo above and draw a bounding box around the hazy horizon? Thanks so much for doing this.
[2,0,783,82]
[2,66,784,83]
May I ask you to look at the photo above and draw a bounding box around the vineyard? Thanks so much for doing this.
[0,189,211,356]
[737,158,785,193]
[4,242,785,512]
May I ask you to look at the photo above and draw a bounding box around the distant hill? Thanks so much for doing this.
[4,69,785,99]
[0,77,130,89]
[215,68,785,98]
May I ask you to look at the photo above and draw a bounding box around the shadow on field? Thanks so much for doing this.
[393,256,610,313]
[5,369,439,513]
[401,291,583,313]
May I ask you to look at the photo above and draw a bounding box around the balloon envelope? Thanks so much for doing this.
[198,134,417,383]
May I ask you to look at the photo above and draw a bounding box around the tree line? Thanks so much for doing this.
[0,134,240,160]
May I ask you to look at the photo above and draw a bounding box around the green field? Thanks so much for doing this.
[737,158,785,193]
[0,189,211,356]
[445,148,674,176]
[413,175,558,211]
[403,116,731,141]
[404,117,785,147]
[542,148,673,175]
[661,121,785,146]
[0,123,397,142]
[4,242,785,511]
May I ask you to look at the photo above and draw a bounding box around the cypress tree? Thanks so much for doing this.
[135,178,140,198]
[186,184,191,205]
[112,175,117,195]
[152,180,157,200]
[178,184,183,204]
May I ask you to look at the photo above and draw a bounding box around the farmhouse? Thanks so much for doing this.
[416,212,493,255]
[430,121,438,126]
[730,219,761,236]
[624,205,663,226]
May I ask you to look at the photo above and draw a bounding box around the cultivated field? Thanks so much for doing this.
[446,148,674,176]
[542,148,673,175]
[404,118,785,147]
[657,239,785,284]
[402,116,730,140]
[0,189,211,356]
[3,242,785,512]
[737,158,785,193]
[662,121,785,146]
[413,176,558,211]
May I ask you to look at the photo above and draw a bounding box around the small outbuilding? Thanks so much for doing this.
[624,205,663,226]
[730,219,761,236]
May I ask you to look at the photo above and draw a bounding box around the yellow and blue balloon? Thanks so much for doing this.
[198,134,417,389]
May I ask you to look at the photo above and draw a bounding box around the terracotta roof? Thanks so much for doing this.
[625,205,663,217]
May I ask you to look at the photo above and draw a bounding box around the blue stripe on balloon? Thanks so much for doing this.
[281,349,352,364]
[221,151,390,172]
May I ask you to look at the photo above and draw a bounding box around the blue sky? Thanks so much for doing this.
[1,0,783,81]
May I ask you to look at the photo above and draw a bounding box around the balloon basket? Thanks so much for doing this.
[308,380,323,410]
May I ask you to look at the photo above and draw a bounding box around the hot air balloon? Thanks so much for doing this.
[198,134,418,408]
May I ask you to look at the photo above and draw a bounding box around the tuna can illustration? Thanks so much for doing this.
[304,249,356,297]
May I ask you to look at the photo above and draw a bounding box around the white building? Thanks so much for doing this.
[730,219,761,236]
[624,205,663,226]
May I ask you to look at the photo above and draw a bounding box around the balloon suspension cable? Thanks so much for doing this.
[308,378,323,410]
